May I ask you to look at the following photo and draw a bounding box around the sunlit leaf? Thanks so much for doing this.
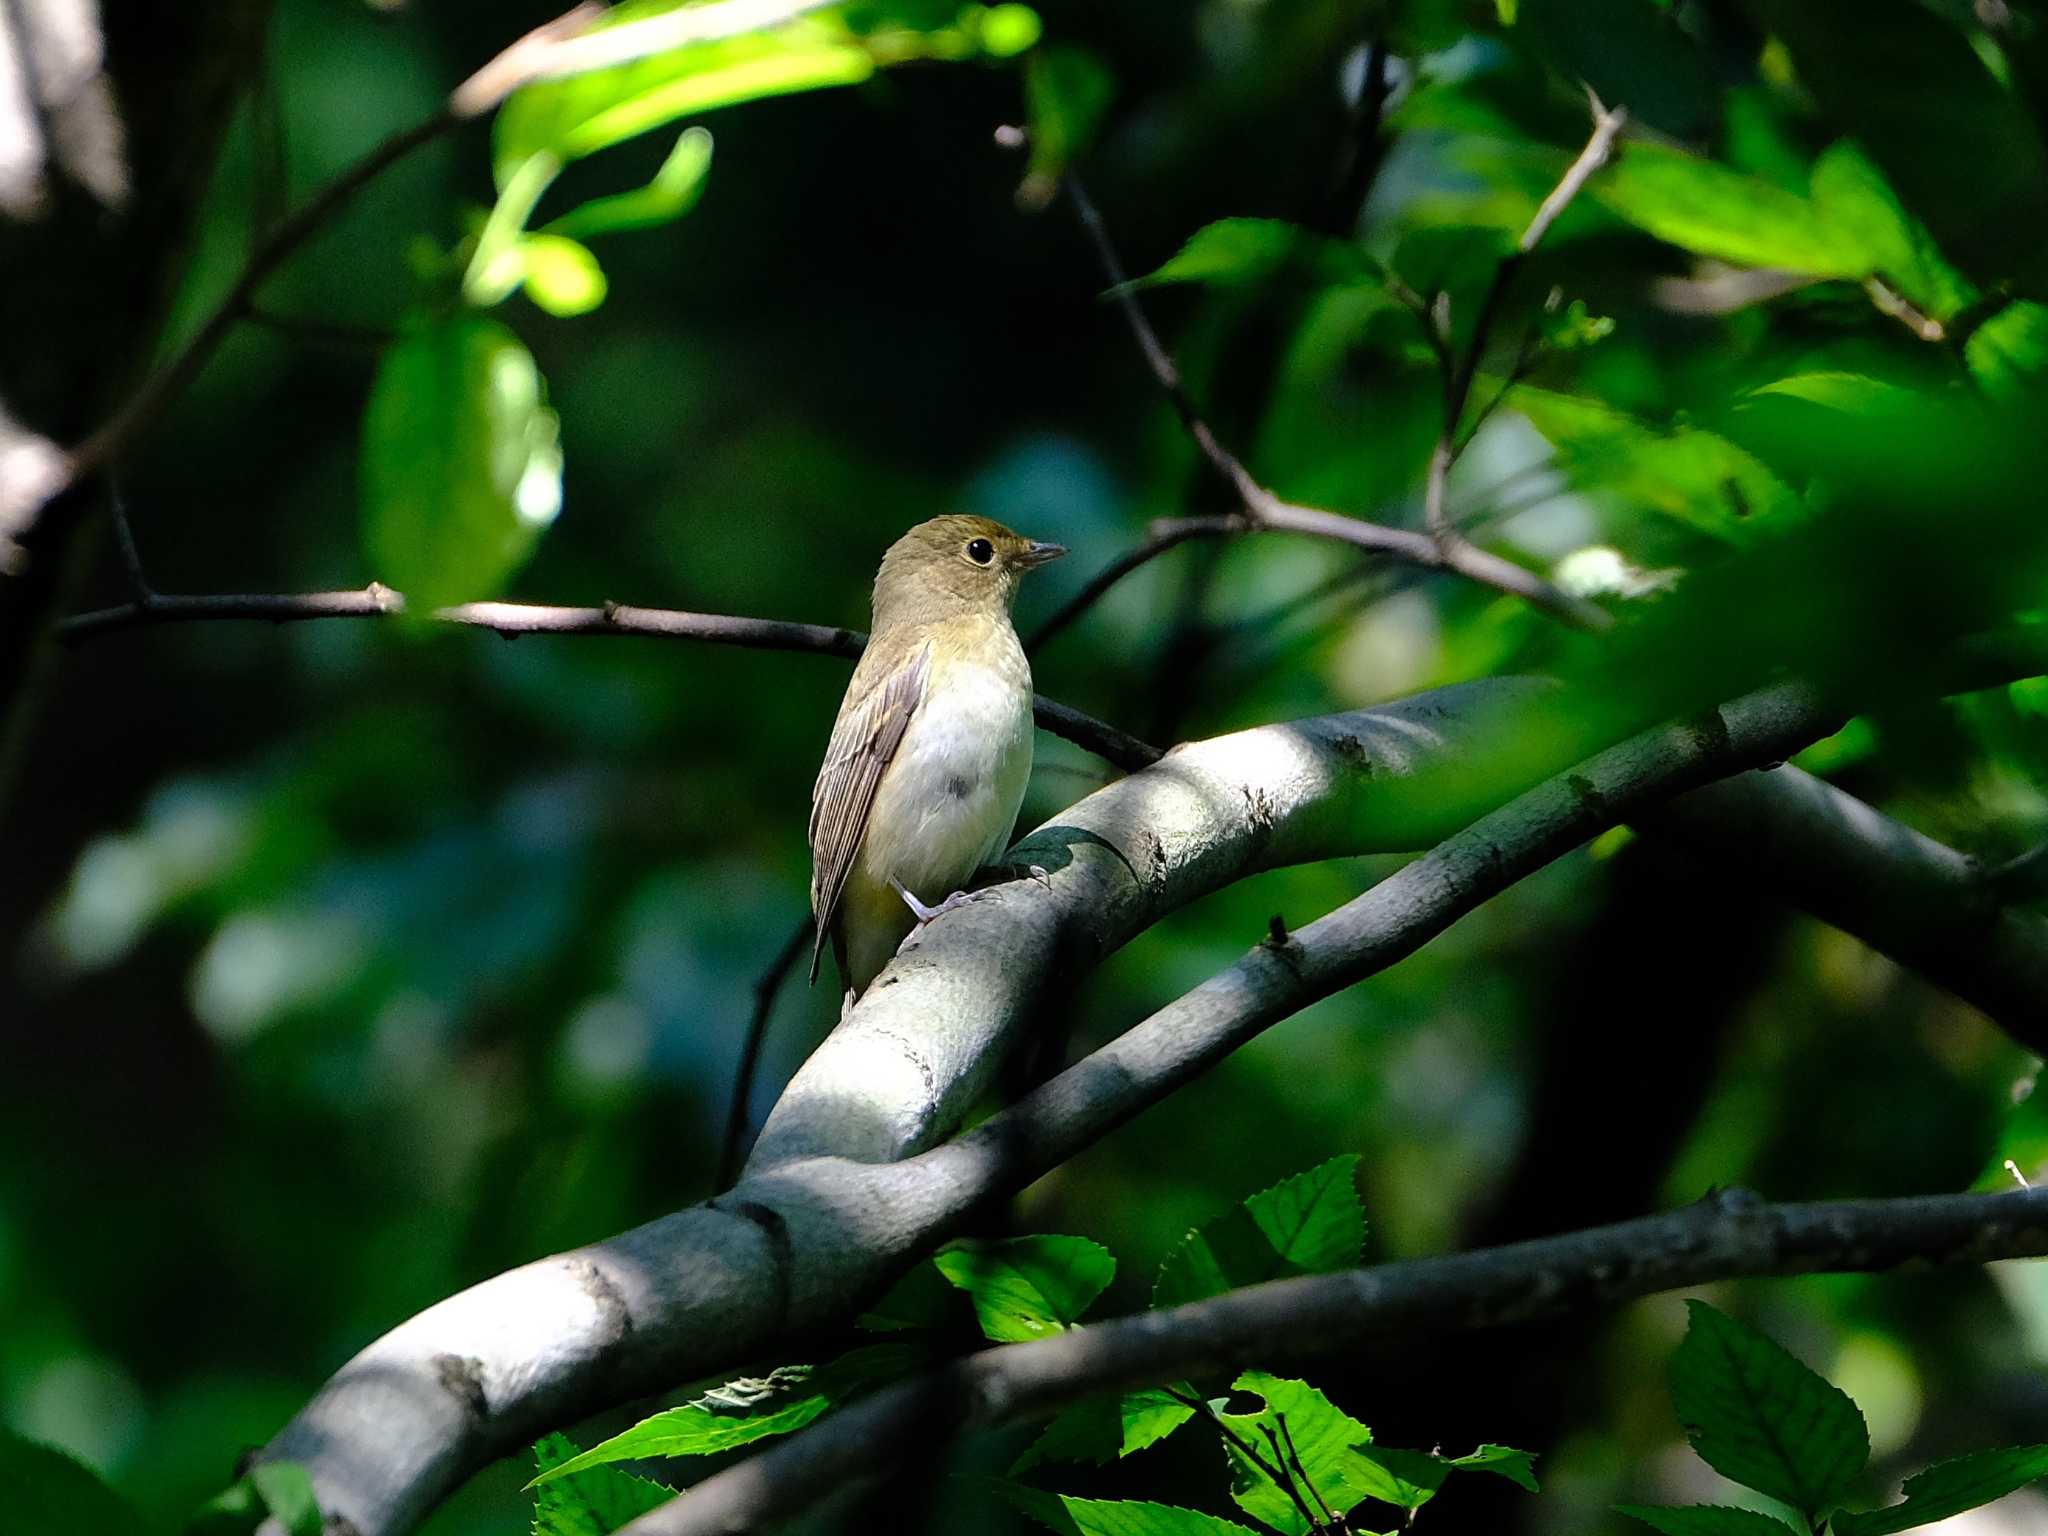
[1593,143,1863,275]
[1341,1441,1543,1516]
[1153,1154,1365,1309]
[1832,1445,2048,1536]
[1011,1388,1197,1472]
[996,1482,1261,1536]
[1218,1372,1387,1535]
[360,315,564,610]
[1966,302,2048,404]
[1,1430,149,1536]
[1807,141,1972,322]
[528,1344,919,1484]
[934,1234,1115,1341]
[528,1432,670,1536]
[543,127,714,241]
[1618,1504,1800,1536]
[519,234,609,316]
[1669,1301,1868,1520]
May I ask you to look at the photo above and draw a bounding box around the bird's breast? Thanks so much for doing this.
[861,652,1034,898]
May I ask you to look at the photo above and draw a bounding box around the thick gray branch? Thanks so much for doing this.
[623,1185,2048,1536]
[1644,765,2048,1046]
[259,677,1847,1536]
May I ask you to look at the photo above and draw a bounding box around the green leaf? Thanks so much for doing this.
[1343,1442,1543,1515]
[1011,1388,1197,1472]
[0,1430,150,1536]
[1744,372,1925,415]
[995,1481,1262,1536]
[1153,1154,1366,1310]
[495,17,873,178]
[1447,1443,1540,1493]
[1509,384,1795,541]
[1592,142,1864,275]
[518,234,609,317]
[1617,1504,1801,1536]
[1020,45,1113,206]
[1966,303,2048,404]
[528,1343,920,1483]
[543,127,714,241]
[529,1432,670,1536]
[1516,0,1714,139]
[361,315,563,611]
[1807,141,1973,322]
[1668,1301,1869,1520]
[934,1235,1115,1341]
[858,1253,971,1332]
[1126,220,1385,296]
[1832,1445,2048,1536]
[1218,1372,1391,1535]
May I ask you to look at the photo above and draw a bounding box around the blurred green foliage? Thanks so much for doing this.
[9,0,2048,1533]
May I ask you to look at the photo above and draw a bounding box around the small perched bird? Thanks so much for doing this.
[809,515,1066,998]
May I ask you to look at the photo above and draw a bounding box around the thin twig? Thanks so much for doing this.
[105,482,152,604]
[1276,1412,1342,1531]
[1161,1385,1316,1526]
[1024,517,1227,652]
[54,586,1160,770]
[1991,841,2048,903]
[718,916,813,1188]
[1424,95,1627,544]
[1062,173,1607,631]
[245,306,399,350]
[1258,1422,1332,1534]
[1318,37,1392,236]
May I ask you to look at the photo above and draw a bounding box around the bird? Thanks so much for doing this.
[808,514,1066,999]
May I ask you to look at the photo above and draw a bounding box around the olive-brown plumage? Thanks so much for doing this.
[808,515,1065,997]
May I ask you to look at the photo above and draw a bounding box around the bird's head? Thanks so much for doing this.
[871,514,1066,626]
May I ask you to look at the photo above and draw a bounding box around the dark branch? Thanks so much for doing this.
[1062,174,1608,631]
[718,916,812,1189]
[55,586,1160,770]
[618,1185,2048,1536]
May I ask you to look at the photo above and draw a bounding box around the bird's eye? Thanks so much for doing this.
[965,537,995,566]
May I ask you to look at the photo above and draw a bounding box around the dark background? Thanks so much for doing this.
[5,1,2048,1531]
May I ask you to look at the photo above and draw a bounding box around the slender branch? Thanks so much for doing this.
[718,916,812,1189]
[1259,1422,1332,1534]
[47,0,845,517]
[615,1186,2048,1536]
[55,586,1158,770]
[1990,840,2048,903]
[1024,517,1226,653]
[1424,96,1627,542]
[1063,174,1608,631]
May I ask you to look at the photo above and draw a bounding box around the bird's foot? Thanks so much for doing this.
[889,876,976,927]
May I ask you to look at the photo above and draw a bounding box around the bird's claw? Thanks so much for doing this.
[889,876,976,927]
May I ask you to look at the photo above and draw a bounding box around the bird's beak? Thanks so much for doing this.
[1017,540,1068,568]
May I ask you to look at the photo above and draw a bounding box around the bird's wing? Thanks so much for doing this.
[808,639,933,982]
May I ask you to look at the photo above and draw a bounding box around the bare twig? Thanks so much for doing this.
[1318,37,1392,235]
[1024,517,1225,653]
[55,586,1160,770]
[718,916,813,1188]
[1423,96,1627,544]
[1062,174,1607,630]
[614,1186,2048,1536]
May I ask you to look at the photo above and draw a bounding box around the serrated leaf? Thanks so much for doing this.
[995,1481,1262,1536]
[0,1430,150,1536]
[528,1343,920,1484]
[1448,1444,1540,1493]
[1154,1155,1366,1310]
[1219,1373,1390,1535]
[361,316,563,612]
[1593,142,1865,275]
[1832,1445,2048,1536]
[934,1235,1115,1342]
[543,127,713,241]
[1011,1388,1196,1472]
[1669,1301,1869,1520]
[530,1433,670,1536]
[519,234,609,317]
[1126,220,1386,295]
[1618,1504,1801,1536]
[1345,1442,1542,1514]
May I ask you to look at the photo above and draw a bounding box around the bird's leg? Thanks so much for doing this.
[889,875,977,928]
